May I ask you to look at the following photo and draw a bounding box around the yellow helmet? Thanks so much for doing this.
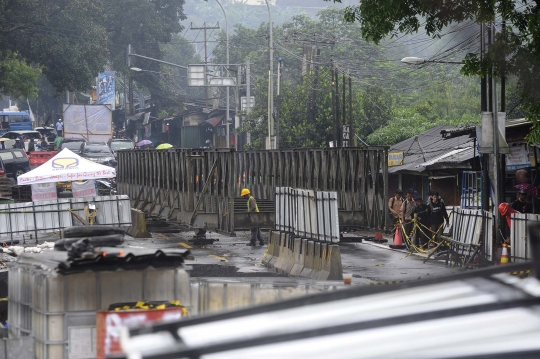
[241,188,250,196]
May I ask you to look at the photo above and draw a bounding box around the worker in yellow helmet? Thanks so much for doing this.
[241,188,264,246]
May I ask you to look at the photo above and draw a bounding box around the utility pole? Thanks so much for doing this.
[292,34,334,132]
[480,24,489,212]
[190,22,220,107]
[335,68,340,146]
[276,57,283,149]
[492,23,502,246]
[246,59,251,145]
[264,0,274,149]
[331,65,337,146]
[349,76,353,146]
[342,72,346,146]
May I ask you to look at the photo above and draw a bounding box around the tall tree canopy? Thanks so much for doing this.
[0,0,185,99]
[330,0,540,143]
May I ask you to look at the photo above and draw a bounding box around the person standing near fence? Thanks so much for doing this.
[241,188,265,246]
[400,189,416,243]
[428,190,449,238]
[56,119,63,137]
[388,189,404,226]
[413,196,430,248]
[511,189,531,214]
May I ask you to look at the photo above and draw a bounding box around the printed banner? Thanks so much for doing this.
[72,180,97,198]
[96,308,184,359]
[506,142,531,170]
[97,71,115,110]
[62,104,113,143]
[31,183,58,201]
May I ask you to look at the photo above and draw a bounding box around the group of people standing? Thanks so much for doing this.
[389,189,449,249]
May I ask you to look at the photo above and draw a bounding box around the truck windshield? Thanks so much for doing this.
[110,142,134,151]
[84,144,111,154]
[62,141,84,151]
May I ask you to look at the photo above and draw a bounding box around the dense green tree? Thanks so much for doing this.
[330,0,540,143]
[0,0,108,94]
[0,51,41,99]
[0,0,186,103]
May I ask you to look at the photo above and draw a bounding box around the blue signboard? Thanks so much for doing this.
[97,71,115,110]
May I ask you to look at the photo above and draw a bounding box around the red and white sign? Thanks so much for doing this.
[31,182,57,201]
[96,308,184,359]
[72,180,97,198]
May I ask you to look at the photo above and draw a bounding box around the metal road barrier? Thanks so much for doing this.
[447,207,493,267]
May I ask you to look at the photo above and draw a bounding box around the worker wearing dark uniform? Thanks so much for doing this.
[412,196,430,248]
[428,191,449,238]
[511,189,530,213]
[241,188,264,246]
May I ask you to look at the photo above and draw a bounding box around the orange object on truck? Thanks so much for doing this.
[29,151,57,166]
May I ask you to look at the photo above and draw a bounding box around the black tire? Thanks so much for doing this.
[63,225,125,238]
[55,234,125,251]
[15,169,24,177]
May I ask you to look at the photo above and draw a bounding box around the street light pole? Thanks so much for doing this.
[264,0,274,149]
[491,23,502,245]
[216,0,230,148]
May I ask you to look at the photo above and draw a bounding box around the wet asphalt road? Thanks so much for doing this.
[125,229,463,284]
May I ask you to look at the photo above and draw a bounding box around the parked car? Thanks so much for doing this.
[0,149,30,179]
[58,138,86,154]
[80,142,117,167]
[108,138,135,158]
[1,130,43,151]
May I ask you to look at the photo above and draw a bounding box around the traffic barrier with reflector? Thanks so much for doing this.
[500,244,509,265]
[29,151,57,166]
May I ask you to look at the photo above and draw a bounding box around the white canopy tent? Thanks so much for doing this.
[17,148,116,185]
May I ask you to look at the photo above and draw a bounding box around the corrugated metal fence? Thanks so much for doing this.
[275,187,339,242]
[117,147,389,233]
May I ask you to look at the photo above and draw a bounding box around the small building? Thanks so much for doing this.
[388,125,479,206]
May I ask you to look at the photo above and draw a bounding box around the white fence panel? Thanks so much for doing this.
[275,187,293,232]
[510,213,540,262]
[295,189,317,239]
[0,195,131,239]
[316,191,340,242]
[274,188,340,242]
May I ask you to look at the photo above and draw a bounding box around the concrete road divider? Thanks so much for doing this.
[269,232,281,268]
[309,242,322,280]
[283,234,295,274]
[262,231,343,280]
[289,238,304,276]
[261,232,343,280]
[262,230,278,266]
[318,243,343,281]
[299,239,315,278]
[300,240,315,278]
[126,209,151,238]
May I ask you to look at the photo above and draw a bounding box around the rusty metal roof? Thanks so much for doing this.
[389,125,476,174]
[12,247,191,275]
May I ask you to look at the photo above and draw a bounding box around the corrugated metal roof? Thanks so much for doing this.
[389,126,476,174]
[12,247,191,275]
